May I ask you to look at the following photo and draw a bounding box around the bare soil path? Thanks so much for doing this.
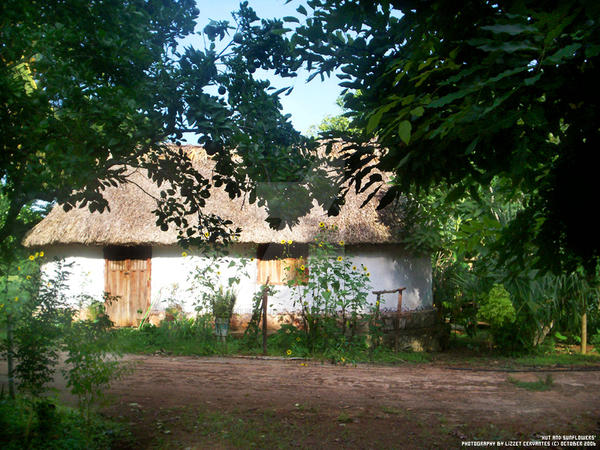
[98,355,600,449]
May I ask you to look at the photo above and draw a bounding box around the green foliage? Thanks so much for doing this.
[63,319,130,428]
[0,396,127,449]
[591,330,600,349]
[112,314,224,356]
[211,287,237,319]
[292,0,600,274]
[187,245,251,319]
[477,285,516,329]
[1,0,326,252]
[285,225,372,360]
[1,254,75,397]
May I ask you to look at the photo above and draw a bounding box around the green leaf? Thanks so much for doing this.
[397,120,412,145]
[283,16,300,23]
[445,185,466,203]
[544,43,582,64]
[480,23,537,36]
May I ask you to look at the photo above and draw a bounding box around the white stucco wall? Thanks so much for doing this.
[38,243,432,315]
[345,245,432,312]
[40,245,106,307]
[147,244,432,315]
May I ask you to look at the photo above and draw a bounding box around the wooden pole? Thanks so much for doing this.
[397,289,404,313]
[262,277,269,355]
[581,312,587,355]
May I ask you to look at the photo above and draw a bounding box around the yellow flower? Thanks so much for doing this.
[296,337,301,342]
[337,256,343,262]
[300,265,305,271]
[341,357,345,362]
[14,296,19,302]
[181,251,188,257]
[287,240,292,245]
[28,255,34,261]
[339,240,344,246]
[363,266,368,271]
[352,266,357,270]
[366,272,371,277]
[217,271,221,275]
[204,231,210,238]
[250,257,255,262]
[319,222,325,228]
[286,349,292,356]
[35,252,39,258]
[39,251,44,257]
[26,275,31,280]
[300,362,306,366]
[318,242,323,247]
[281,239,286,244]
[17,266,21,271]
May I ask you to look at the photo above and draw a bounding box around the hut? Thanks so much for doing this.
[23,145,432,327]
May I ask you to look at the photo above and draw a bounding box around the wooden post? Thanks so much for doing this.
[397,289,403,314]
[371,288,406,354]
[262,277,269,355]
[581,312,587,355]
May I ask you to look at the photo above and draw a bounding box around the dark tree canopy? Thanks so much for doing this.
[292,0,600,274]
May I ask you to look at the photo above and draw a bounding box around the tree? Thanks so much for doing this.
[1,0,325,262]
[291,0,600,275]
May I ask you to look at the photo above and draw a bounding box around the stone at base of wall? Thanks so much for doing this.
[379,309,449,352]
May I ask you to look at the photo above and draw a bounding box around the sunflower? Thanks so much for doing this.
[319,222,325,228]
[28,255,34,261]
[300,265,305,271]
[181,251,188,257]
[287,240,292,245]
[39,251,44,257]
[281,239,286,244]
[286,349,292,356]
[337,256,343,262]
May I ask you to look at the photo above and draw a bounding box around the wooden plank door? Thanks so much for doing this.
[104,246,151,327]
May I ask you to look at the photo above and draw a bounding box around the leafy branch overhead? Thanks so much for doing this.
[0,0,326,252]
[291,0,600,273]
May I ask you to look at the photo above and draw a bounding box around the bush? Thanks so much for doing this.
[0,396,127,449]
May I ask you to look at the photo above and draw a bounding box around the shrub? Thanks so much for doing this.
[285,224,371,360]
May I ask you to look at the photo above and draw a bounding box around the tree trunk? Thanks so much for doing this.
[6,313,15,399]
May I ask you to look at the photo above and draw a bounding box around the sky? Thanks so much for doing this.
[183,0,344,135]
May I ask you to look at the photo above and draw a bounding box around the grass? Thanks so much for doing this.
[0,395,130,449]
[443,332,600,368]
[103,321,600,371]
[507,374,554,391]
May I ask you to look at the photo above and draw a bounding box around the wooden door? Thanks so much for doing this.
[104,246,151,327]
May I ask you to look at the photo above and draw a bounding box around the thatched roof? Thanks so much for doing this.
[23,144,405,247]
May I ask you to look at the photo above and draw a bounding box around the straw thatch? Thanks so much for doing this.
[23,144,405,247]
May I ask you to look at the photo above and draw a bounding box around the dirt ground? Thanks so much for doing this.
[2,354,599,448]
[85,355,600,449]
